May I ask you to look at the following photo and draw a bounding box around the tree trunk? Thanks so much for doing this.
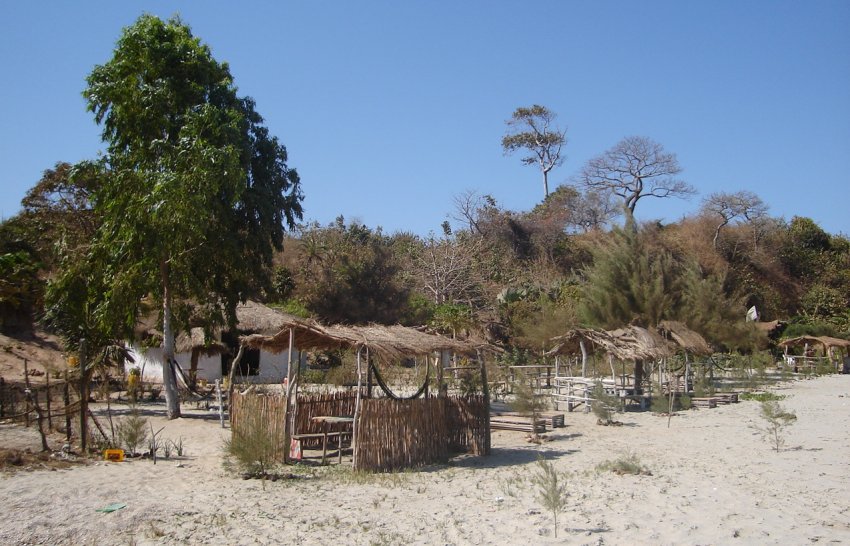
[160,260,181,419]
[580,340,588,377]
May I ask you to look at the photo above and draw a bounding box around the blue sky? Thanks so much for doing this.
[2,1,848,236]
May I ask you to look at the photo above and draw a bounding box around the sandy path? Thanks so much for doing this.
[0,375,848,545]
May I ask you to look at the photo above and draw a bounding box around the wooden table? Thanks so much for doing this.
[310,416,354,464]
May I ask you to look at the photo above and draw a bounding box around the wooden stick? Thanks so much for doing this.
[23,359,49,452]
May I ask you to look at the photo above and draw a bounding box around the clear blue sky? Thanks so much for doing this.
[2,1,848,236]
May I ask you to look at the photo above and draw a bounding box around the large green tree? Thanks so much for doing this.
[54,15,302,418]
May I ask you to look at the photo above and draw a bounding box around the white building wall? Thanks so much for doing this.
[125,344,299,384]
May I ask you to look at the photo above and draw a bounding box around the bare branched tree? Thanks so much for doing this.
[502,105,567,198]
[702,190,768,248]
[451,189,487,235]
[413,233,483,305]
[578,136,695,229]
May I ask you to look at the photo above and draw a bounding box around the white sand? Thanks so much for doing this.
[0,375,848,545]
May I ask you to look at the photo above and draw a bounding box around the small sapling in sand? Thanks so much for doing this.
[758,400,797,452]
[532,458,569,537]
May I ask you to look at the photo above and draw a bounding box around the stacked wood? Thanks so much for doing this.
[691,397,718,408]
[489,416,547,433]
[713,392,739,404]
[490,410,564,429]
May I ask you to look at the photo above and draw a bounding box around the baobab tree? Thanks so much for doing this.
[502,105,566,198]
[578,136,694,230]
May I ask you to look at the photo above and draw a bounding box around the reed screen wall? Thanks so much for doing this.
[230,391,490,471]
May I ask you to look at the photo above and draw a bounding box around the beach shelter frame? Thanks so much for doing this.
[241,319,490,466]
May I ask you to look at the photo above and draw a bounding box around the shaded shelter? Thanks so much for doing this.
[778,336,850,372]
[240,320,491,471]
[657,321,713,391]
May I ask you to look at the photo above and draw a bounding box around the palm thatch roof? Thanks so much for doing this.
[778,335,850,352]
[657,320,713,356]
[242,319,483,363]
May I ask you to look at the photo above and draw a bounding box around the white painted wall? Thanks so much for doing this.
[125,345,301,384]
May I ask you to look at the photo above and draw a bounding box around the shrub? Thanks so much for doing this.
[116,407,148,456]
[590,382,620,425]
[740,392,785,402]
[224,407,282,481]
[596,453,652,476]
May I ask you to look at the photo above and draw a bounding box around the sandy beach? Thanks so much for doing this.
[0,374,848,545]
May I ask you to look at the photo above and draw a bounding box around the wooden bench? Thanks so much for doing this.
[292,431,353,464]
[691,397,717,409]
[490,416,547,434]
[491,411,564,429]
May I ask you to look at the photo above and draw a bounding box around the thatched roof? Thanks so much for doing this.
[657,320,713,356]
[139,300,296,354]
[546,325,675,361]
[234,300,299,335]
[545,328,619,357]
[778,335,850,352]
[607,326,675,360]
[755,320,784,334]
[174,328,226,354]
[242,319,483,362]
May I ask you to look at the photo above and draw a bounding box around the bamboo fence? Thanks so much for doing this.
[230,391,288,461]
[293,392,358,448]
[445,395,489,455]
[354,397,448,472]
[353,395,489,472]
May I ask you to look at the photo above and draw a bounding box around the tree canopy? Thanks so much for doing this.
[47,15,303,418]
[578,136,694,229]
[502,105,566,198]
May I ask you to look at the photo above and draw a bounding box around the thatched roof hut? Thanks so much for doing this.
[548,323,710,361]
[778,335,850,353]
[243,320,482,363]
[140,300,298,354]
[607,326,675,360]
[657,321,713,356]
[546,328,618,358]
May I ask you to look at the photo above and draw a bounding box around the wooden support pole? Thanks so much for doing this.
[352,346,364,469]
[79,338,88,452]
[23,359,49,452]
[215,379,224,428]
[45,373,52,432]
[477,350,491,455]
[63,371,71,444]
[283,328,295,464]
